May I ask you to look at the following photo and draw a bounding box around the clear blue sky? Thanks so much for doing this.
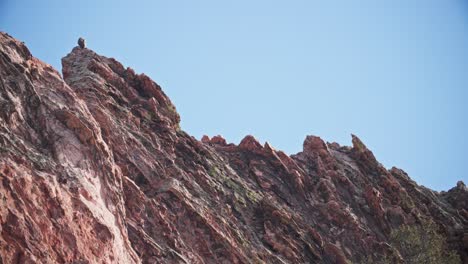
[2,0,467,191]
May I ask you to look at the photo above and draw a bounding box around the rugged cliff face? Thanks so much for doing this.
[0,32,466,263]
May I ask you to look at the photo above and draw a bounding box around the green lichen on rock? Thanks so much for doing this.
[207,164,261,205]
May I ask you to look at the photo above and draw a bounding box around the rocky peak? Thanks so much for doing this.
[62,44,180,130]
[201,135,210,143]
[303,135,330,158]
[350,134,382,173]
[457,180,467,190]
[239,135,263,153]
[0,32,466,263]
[351,134,368,152]
[0,32,139,263]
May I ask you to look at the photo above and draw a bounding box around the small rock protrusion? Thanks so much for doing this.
[351,134,379,167]
[456,181,467,191]
[351,134,367,153]
[78,37,86,49]
[210,135,227,145]
[264,142,275,153]
[239,135,263,152]
[201,135,210,143]
[303,135,328,153]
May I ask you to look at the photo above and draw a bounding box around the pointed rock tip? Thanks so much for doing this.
[350,134,380,166]
[456,180,466,190]
[303,135,327,153]
[264,142,275,152]
[201,135,210,143]
[457,180,465,187]
[239,135,263,151]
[351,134,368,152]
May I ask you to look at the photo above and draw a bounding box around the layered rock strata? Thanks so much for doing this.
[0,32,466,263]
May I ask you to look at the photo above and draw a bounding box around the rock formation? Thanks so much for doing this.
[0,31,466,263]
[78,37,86,49]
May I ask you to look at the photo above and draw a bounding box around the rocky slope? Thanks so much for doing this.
[0,32,466,263]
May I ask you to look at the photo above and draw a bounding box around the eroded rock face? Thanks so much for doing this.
[0,32,467,263]
[0,32,138,264]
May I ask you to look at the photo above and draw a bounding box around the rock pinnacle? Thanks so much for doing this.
[78,37,86,48]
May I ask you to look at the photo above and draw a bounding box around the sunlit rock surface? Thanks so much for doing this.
[0,32,466,263]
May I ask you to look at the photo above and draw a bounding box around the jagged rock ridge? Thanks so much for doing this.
[0,32,466,263]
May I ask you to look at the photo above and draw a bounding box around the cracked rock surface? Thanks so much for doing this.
[0,32,467,263]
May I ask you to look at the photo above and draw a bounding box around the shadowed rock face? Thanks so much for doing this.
[0,32,466,263]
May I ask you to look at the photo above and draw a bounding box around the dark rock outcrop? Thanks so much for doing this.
[0,32,466,263]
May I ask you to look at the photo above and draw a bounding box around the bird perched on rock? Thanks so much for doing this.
[78,37,86,49]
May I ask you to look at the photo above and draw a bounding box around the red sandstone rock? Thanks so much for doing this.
[210,135,227,145]
[304,135,328,152]
[0,32,466,263]
[201,135,210,143]
[239,135,263,153]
